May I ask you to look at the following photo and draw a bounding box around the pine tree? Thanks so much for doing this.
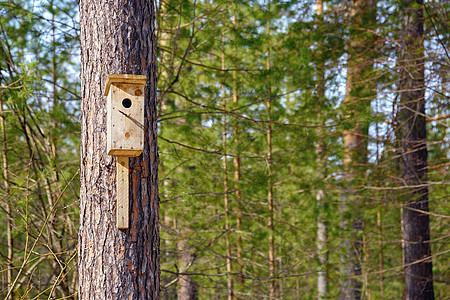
[78,0,159,298]
[397,0,434,298]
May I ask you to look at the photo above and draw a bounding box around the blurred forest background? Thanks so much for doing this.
[0,0,448,298]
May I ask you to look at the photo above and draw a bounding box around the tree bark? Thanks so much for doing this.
[78,0,159,299]
[232,74,244,286]
[398,0,434,298]
[316,189,328,300]
[340,0,376,298]
[266,3,275,297]
[231,8,244,288]
[0,95,13,300]
[315,2,328,299]
[176,233,197,300]
[222,31,234,300]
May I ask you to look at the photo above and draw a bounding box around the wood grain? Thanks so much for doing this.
[116,157,129,229]
[104,74,147,96]
[107,83,145,157]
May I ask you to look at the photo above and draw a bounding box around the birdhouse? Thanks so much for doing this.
[105,74,147,157]
[104,74,147,229]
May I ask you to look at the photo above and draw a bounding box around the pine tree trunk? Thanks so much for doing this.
[0,97,13,300]
[78,0,159,298]
[232,101,243,285]
[222,32,234,300]
[398,0,434,298]
[266,3,275,298]
[231,11,244,286]
[340,0,376,298]
[377,209,384,297]
[177,235,197,300]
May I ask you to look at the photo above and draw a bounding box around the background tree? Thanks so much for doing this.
[397,0,434,298]
[340,0,377,297]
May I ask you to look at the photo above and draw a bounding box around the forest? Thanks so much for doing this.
[0,0,448,299]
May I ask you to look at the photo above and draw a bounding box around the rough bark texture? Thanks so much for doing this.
[78,0,159,299]
[398,0,434,298]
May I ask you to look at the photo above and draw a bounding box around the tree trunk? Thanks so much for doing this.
[315,2,328,299]
[377,209,384,297]
[177,232,197,300]
[340,0,376,298]
[0,95,13,300]
[231,10,244,287]
[266,3,275,297]
[78,0,159,298]
[398,0,434,298]
[222,31,234,300]
[316,189,328,300]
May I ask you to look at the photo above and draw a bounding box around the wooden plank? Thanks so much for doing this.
[104,74,147,96]
[116,156,129,229]
[108,149,142,157]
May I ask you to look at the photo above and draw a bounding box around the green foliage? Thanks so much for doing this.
[157,0,449,298]
[0,0,79,298]
[1,0,448,298]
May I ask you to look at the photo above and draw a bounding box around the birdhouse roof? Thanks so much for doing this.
[104,74,147,96]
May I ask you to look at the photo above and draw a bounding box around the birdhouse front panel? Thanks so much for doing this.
[107,83,144,156]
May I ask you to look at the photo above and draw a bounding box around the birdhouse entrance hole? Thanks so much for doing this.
[122,98,132,108]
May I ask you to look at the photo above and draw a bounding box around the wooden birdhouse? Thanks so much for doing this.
[105,74,147,229]
[105,74,147,157]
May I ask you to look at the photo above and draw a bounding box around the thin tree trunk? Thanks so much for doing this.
[398,0,434,298]
[377,209,384,297]
[315,1,328,299]
[231,10,244,285]
[340,0,376,298]
[362,220,370,299]
[233,145,243,281]
[267,89,275,300]
[232,108,243,285]
[316,189,328,300]
[375,96,384,298]
[0,96,13,300]
[78,0,159,298]
[221,30,234,300]
[266,2,275,297]
[177,230,197,300]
